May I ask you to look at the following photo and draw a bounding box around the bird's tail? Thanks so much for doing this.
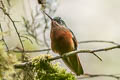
[62,54,83,75]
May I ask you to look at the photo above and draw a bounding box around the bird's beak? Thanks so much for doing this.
[42,11,53,21]
[42,11,58,27]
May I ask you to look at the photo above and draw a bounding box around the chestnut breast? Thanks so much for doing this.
[50,27,75,55]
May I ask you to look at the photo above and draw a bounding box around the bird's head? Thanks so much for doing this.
[43,11,66,27]
[53,17,66,26]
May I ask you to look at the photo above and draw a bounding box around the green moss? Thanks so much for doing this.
[0,43,18,80]
[32,54,76,80]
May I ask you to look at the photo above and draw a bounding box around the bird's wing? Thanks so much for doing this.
[68,28,78,50]
[63,23,78,50]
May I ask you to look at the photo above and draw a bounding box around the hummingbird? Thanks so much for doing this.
[43,11,84,75]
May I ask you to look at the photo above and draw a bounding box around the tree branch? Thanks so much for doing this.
[14,44,120,68]
[12,48,51,53]
[78,73,120,80]
[49,45,120,61]
[79,40,119,45]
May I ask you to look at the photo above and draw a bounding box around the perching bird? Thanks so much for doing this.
[43,11,84,75]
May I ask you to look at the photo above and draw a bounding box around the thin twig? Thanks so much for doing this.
[78,73,120,80]
[12,48,51,53]
[0,23,9,51]
[79,40,120,45]
[90,52,102,61]
[0,1,5,8]
[6,0,11,6]
[43,11,50,53]
[20,36,33,44]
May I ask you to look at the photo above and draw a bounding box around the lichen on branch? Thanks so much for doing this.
[0,42,18,80]
[31,54,76,80]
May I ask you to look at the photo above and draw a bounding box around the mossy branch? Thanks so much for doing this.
[15,54,76,80]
